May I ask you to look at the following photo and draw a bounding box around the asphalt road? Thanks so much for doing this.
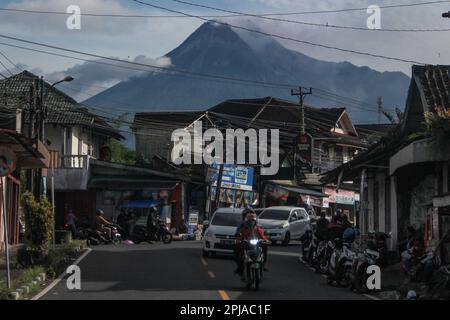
[40,241,368,300]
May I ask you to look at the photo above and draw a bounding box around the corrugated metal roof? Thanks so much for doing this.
[0,71,123,139]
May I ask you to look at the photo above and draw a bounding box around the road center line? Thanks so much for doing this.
[208,271,216,279]
[218,290,230,300]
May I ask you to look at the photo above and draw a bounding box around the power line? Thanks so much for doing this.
[169,0,450,32]
[131,0,427,65]
[1,1,449,18]
[0,56,13,76]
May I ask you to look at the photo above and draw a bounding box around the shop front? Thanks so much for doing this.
[263,182,327,217]
[322,186,358,223]
[432,193,450,264]
[206,164,257,217]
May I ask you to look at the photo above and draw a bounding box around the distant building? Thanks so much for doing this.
[133,97,370,219]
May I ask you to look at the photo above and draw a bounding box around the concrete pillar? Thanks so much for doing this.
[378,173,386,232]
[367,174,374,232]
[390,175,398,251]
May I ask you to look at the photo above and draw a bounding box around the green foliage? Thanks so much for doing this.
[110,139,139,165]
[21,192,54,246]
[424,106,450,142]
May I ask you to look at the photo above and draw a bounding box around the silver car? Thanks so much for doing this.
[258,206,311,245]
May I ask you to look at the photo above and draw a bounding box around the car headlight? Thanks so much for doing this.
[276,223,289,229]
[205,229,214,237]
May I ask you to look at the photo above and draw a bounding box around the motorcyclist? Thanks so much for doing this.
[234,209,269,278]
[94,209,114,241]
[146,206,159,242]
[328,214,345,242]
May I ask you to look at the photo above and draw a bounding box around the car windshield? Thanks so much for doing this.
[259,209,290,221]
[211,211,243,227]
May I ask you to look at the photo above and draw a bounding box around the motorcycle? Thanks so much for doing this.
[109,223,123,245]
[132,219,172,244]
[242,237,265,290]
[349,231,391,292]
[314,239,329,274]
[349,247,381,293]
[327,238,356,287]
[300,226,313,264]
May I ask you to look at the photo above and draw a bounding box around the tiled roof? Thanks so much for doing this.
[413,65,450,110]
[0,71,122,139]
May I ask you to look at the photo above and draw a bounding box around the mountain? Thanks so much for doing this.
[84,22,410,123]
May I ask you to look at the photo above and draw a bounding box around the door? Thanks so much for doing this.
[289,210,301,238]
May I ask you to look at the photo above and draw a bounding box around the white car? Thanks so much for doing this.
[258,206,311,245]
[202,208,245,257]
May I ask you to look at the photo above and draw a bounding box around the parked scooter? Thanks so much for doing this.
[300,224,314,263]
[242,237,265,290]
[327,237,357,287]
[349,231,391,292]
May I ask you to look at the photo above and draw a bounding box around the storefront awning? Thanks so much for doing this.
[88,175,180,190]
[279,185,328,198]
[0,129,50,168]
[120,200,161,209]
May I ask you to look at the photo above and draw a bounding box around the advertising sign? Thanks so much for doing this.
[0,146,17,177]
[294,133,313,175]
[211,164,254,191]
[323,186,356,205]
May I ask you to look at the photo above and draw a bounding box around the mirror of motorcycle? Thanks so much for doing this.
[203,220,210,227]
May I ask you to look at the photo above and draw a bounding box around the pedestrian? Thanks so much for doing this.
[65,209,78,238]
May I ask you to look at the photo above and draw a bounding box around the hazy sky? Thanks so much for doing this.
[1,0,450,100]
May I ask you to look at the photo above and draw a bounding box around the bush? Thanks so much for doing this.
[21,192,54,246]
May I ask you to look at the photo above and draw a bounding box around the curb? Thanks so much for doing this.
[7,272,46,300]
[31,248,92,300]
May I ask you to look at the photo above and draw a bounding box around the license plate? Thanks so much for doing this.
[220,240,234,245]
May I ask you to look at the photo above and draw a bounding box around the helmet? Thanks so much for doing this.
[343,227,355,242]
[242,208,255,220]
[96,209,104,216]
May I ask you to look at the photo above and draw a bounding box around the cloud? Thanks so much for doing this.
[0,0,146,35]
[45,55,172,101]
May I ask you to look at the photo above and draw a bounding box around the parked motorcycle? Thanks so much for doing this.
[300,225,313,264]
[327,238,356,287]
[314,239,330,274]
[132,219,172,244]
[349,231,391,292]
[242,237,265,290]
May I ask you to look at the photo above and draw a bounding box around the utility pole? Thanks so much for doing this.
[291,87,312,135]
[377,97,383,124]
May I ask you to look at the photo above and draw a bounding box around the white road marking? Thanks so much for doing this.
[31,248,92,300]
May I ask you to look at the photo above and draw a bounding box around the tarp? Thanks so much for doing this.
[120,200,160,209]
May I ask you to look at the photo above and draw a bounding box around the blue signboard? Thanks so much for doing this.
[210,164,254,191]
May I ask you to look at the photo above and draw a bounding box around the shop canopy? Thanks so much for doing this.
[279,185,327,198]
[120,200,160,209]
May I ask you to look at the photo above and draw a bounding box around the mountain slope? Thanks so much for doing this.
[84,22,410,123]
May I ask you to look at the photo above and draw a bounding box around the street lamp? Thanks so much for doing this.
[43,76,74,249]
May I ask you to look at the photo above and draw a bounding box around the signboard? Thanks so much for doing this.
[294,133,313,175]
[211,164,254,191]
[323,186,356,205]
[0,147,17,177]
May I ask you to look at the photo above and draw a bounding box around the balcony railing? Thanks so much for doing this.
[312,148,348,173]
[61,155,90,169]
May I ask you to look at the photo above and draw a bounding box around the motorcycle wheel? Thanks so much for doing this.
[253,268,260,291]
[162,232,172,244]
[315,254,328,274]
